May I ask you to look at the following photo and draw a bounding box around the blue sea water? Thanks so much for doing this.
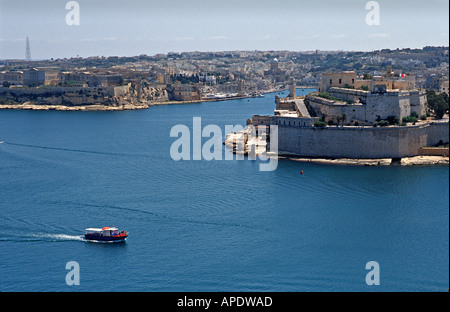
[0,89,448,292]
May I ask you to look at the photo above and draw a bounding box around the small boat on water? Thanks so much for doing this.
[84,227,128,243]
[250,92,264,98]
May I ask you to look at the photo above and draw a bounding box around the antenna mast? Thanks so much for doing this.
[25,37,31,61]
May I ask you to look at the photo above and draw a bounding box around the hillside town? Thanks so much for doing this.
[0,46,449,110]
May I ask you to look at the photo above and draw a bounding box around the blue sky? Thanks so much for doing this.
[0,0,448,59]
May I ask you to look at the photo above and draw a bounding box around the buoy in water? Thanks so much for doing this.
[300,170,304,174]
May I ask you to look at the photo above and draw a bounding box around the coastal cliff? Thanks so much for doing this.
[0,84,169,111]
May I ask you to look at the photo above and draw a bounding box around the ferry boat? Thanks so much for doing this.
[84,227,128,243]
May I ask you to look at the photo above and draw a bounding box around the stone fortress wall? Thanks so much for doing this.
[274,119,448,158]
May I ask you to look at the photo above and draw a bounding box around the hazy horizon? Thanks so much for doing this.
[1,0,449,60]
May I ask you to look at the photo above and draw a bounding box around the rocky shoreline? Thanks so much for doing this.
[0,96,250,110]
[283,155,449,166]
[0,88,295,111]
[0,102,149,111]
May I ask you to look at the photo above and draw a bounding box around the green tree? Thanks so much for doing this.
[386,116,400,125]
[359,85,369,91]
[427,90,449,119]
[314,120,327,128]
[434,100,448,119]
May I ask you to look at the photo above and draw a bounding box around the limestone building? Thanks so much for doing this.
[319,71,356,92]
[0,71,23,85]
[439,80,449,95]
[319,67,415,94]
[264,58,286,83]
[167,84,201,101]
[88,74,123,87]
[310,69,426,124]
[24,68,59,87]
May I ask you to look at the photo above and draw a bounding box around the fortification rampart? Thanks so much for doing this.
[275,121,449,159]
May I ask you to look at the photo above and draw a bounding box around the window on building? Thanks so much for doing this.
[330,79,332,84]
[339,79,342,84]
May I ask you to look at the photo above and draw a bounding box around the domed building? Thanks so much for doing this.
[264,58,286,83]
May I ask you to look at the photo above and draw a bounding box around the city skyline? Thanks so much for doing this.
[0,0,449,60]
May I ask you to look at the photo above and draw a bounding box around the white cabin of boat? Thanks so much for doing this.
[85,227,119,236]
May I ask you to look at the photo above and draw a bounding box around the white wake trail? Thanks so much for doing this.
[31,233,85,242]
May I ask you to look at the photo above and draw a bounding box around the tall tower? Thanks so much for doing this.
[25,37,31,61]
[288,77,296,98]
